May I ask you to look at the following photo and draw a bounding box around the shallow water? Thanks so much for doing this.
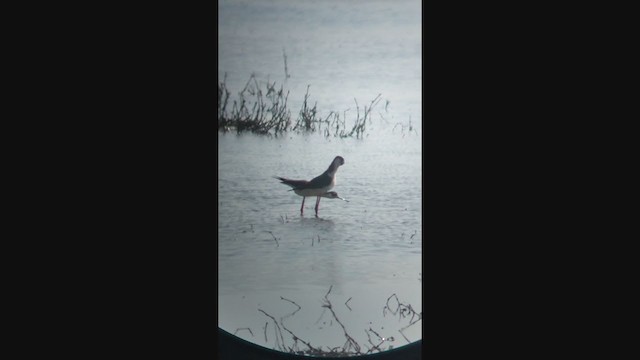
[218,0,422,132]
[218,130,422,351]
[218,0,422,353]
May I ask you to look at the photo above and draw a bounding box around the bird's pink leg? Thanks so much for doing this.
[315,196,321,217]
[300,196,305,215]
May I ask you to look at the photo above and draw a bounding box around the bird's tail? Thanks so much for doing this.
[274,176,292,186]
[274,176,305,189]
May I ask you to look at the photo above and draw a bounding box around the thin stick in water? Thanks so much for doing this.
[266,231,279,247]
[234,327,254,337]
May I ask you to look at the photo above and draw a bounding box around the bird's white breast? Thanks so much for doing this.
[294,187,331,196]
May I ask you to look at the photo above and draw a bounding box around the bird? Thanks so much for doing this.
[275,156,345,216]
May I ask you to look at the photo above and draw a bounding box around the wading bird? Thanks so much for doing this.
[275,156,345,216]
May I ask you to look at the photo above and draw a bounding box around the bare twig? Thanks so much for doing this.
[382,293,422,344]
[324,285,333,299]
[398,328,411,344]
[313,307,328,325]
[266,231,279,247]
[280,316,317,352]
[282,48,290,79]
[234,327,254,337]
[364,328,385,354]
[321,286,361,354]
[280,296,302,311]
[264,322,269,342]
[258,309,286,351]
[345,297,352,311]
[279,296,302,322]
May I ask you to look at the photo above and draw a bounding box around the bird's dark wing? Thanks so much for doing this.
[304,172,332,189]
[275,176,310,189]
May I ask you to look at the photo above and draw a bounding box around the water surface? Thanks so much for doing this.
[218,131,422,351]
[218,0,422,353]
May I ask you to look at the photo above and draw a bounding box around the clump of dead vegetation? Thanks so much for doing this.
[218,74,385,139]
[218,73,292,135]
[234,285,421,357]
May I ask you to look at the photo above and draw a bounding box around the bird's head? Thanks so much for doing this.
[323,191,348,201]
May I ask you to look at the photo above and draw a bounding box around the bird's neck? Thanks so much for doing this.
[326,162,340,177]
